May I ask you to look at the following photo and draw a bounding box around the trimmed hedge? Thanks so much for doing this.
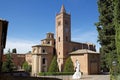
[39,72,74,76]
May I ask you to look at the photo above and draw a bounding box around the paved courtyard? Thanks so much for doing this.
[41,75,110,80]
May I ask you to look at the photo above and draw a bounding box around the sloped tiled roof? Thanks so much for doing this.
[69,49,99,55]
[32,44,53,47]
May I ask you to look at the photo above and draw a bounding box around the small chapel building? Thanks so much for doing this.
[32,5,100,75]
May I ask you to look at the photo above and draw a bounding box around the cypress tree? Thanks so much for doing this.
[2,49,14,72]
[48,56,59,72]
[95,0,116,73]
[114,0,120,74]
[63,57,74,72]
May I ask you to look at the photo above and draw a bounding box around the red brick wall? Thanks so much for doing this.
[2,53,25,69]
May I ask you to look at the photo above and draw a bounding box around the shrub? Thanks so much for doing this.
[63,57,74,72]
[48,56,59,72]
[39,72,74,76]
[22,61,31,72]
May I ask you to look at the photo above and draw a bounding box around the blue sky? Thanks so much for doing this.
[0,0,100,53]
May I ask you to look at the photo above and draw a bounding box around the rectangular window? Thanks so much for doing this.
[42,58,46,64]
[58,21,61,26]
[59,37,60,42]
[66,36,68,41]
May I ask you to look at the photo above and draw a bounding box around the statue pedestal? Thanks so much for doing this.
[72,71,81,79]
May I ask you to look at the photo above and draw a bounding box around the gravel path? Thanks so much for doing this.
[41,75,110,80]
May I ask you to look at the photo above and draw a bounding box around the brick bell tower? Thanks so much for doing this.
[56,5,71,72]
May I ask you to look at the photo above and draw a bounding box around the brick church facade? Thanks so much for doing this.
[32,5,100,75]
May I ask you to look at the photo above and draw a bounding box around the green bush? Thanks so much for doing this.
[63,57,74,72]
[22,61,31,72]
[48,56,59,72]
[39,72,74,76]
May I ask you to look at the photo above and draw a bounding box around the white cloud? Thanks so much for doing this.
[4,38,38,53]
[4,30,100,53]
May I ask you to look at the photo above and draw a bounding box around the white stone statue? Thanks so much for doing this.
[72,60,81,79]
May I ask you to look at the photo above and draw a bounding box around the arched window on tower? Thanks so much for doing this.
[48,34,50,38]
[47,41,50,44]
[59,37,60,42]
[65,20,68,25]
[66,36,68,41]
[58,21,61,26]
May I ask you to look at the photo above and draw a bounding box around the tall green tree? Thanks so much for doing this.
[2,49,14,72]
[48,56,59,72]
[63,57,74,72]
[114,0,120,73]
[96,0,116,72]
